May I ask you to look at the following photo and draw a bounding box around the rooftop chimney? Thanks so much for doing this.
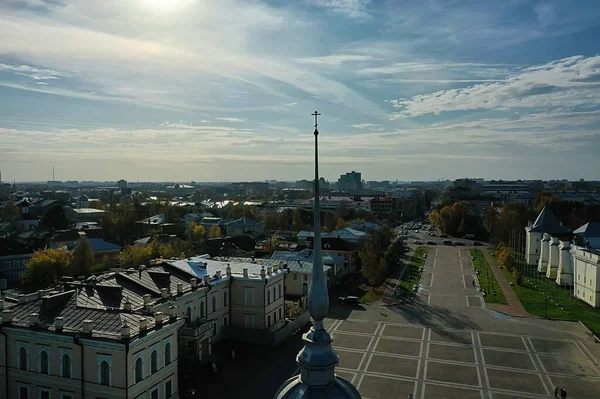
[191,278,198,289]
[123,298,132,312]
[82,319,95,334]
[203,275,210,285]
[168,305,178,318]
[260,266,266,278]
[121,322,131,338]
[243,268,249,278]
[226,264,231,275]
[138,317,148,331]
[54,317,64,331]
[273,264,279,272]
[143,294,151,304]
[1,310,12,323]
[177,283,183,295]
[216,271,222,279]
[29,313,39,325]
[160,288,168,299]
[154,312,164,324]
[145,303,154,313]
[267,266,273,274]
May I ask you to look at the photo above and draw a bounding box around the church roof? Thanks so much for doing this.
[78,194,89,201]
[574,222,600,237]
[527,206,571,234]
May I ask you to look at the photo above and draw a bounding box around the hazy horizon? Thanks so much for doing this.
[1,0,599,182]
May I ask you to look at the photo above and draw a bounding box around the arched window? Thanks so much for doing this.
[19,347,28,370]
[200,301,205,318]
[100,361,110,386]
[164,342,171,365]
[267,290,271,304]
[186,307,192,324]
[62,354,71,378]
[150,350,158,374]
[135,358,143,383]
[212,296,217,313]
[40,350,48,374]
[224,290,228,306]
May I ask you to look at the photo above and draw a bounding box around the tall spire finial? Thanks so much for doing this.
[273,111,361,399]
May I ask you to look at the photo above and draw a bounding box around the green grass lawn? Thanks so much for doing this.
[497,262,600,336]
[469,249,507,305]
[399,246,428,293]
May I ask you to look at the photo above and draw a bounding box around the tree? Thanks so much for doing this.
[71,238,93,276]
[118,245,152,269]
[22,248,72,289]
[359,247,388,285]
[323,212,336,232]
[188,222,206,242]
[292,209,304,232]
[384,239,405,269]
[209,225,223,238]
[41,204,71,230]
[263,211,278,231]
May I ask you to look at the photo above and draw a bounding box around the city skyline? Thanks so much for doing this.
[1,0,600,182]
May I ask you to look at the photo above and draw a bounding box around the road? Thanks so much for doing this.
[195,245,600,399]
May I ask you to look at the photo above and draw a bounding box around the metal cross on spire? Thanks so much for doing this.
[312,110,321,135]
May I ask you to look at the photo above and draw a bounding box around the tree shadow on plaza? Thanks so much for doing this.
[388,301,481,344]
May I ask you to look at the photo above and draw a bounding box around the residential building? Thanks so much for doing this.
[0,239,33,285]
[16,200,39,232]
[269,250,342,288]
[63,238,122,261]
[67,207,107,223]
[337,171,362,192]
[368,196,401,214]
[305,237,358,276]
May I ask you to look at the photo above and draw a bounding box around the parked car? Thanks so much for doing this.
[453,241,465,246]
[338,296,360,305]
[426,240,436,245]
[414,240,423,245]
[442,240,453,245]
[463,234,475,239]
[473,241,483,246]
[440,234,448,238]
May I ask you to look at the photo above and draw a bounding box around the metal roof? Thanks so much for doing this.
[527,206,571,234]
[574,222,600,237]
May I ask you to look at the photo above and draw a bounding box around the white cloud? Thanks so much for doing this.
[306,0,371,19]
[352,123,380,129]
[216,117,245,123]
[389,55,600,118]
[295,54,375,66]
[0,62,69,81]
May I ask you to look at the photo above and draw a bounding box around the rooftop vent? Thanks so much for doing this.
[191,278,198,288]
[154,312,164,324]
[260,267,266,278]
[54,317,64,331]
[138,318,148,331]
[1,310,13,323]
[243,268,249,278]
[203,275,210,285]
[121,322,131,338]
[123,298,132,312]
[29,313,39,325]
[160,288,168,299]
[177,282,183,295]
[82,319,95,334]
[143,294,151,304]
[267,267,273,274]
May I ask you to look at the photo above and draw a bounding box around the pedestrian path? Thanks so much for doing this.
[482,249,531,318]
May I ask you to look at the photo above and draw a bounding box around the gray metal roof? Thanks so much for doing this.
[574,222,600,237]
[527,206,571,234]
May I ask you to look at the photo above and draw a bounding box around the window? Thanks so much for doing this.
[293,273,297,280]
[100,360,110,386]
[200,301,205,318]
[267,290,271,305]
[303,274,308,282]
[279,307,282,320]
[212,296,217,313]
[151,389,158,399]
[268,315,271,327]
[61,354,71,378]
[40,389,50,399]
[13,260,20,269]
[40,350,49,374]
[150,350,158,374]
[164,342,171,365]
[165,380,173,398]
[4,261,10,270]
[278,284,282,299]
[18,346,28,371]
[244,314,255,329]
[244,287,255,306]
[223,315,228,328]
[273,287,276,302]
[60,393,73,399]
[19,385,29,399]
[536,249,538,253]
[224,290,228,306]
[186,307,192,324]
[135,357,143,383]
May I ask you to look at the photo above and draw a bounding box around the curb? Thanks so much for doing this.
[578,320,600,344]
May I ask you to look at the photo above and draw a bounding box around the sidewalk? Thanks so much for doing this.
[482,249,531,318]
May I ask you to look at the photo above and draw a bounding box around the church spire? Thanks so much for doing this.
[273,112,361,399]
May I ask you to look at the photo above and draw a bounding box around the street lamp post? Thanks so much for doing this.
[543,293,549,319]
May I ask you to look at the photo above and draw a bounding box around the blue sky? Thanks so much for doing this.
[1,0,599,182]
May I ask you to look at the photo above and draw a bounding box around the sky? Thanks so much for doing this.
[1,0,599,183]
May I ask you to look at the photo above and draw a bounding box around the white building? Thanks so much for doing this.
[525,206,571,267]
[572,245,600,307]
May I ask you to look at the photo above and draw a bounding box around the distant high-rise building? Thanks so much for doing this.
[117,179,128,189]
[337,171,362,191]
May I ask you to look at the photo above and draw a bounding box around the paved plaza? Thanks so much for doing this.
[327,246,600,399]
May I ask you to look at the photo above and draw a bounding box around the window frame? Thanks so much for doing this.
[38,346,50,374]
[164,341,172,365]
[212,295,217,313]
[59,349,73,378]
[224,290,229,306]
[39,387,51,399]
[165,378,173,398]
[18,343,29,371]
[98,354,112,386]
[134,354,144,383]
[150,350,158,374]
[18,384,29,399]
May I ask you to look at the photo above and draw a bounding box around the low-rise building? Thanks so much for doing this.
[572,245,600,307]
[67,207,107,223]
[0,239,32,285]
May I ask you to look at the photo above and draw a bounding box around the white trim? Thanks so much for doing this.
[37,345,50,374]
[39,387,51,399]
[18,383,30,399]
[97,354,112,386]
[59,348,73,378]
[17,342,30,371]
